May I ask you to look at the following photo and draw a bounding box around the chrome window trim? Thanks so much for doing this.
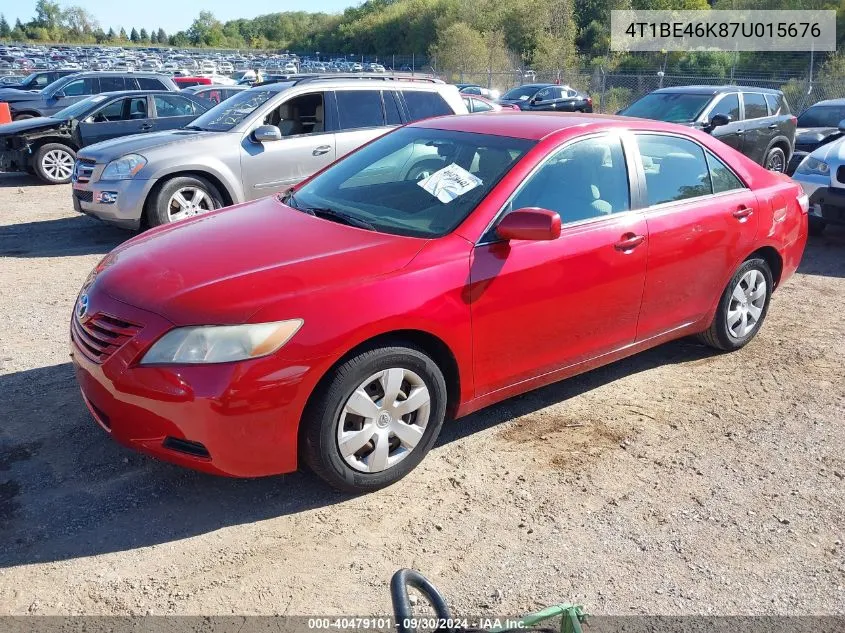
[475,130,636,246]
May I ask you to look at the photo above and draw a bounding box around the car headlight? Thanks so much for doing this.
[101,154,147,180]
[140,319,303,365]
[795,156,830,176]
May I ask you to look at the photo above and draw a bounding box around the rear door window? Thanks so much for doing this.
[402,90,452,121]
[636,134,712,206]
[153,94,198,117]
[743,93,769,119]
[136,77,168,90]
[99,76,126,92]
[335,90,384,130]
[764,93,789,115]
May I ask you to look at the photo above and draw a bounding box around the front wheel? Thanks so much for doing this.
[764,146,786,173]
[300,344,448,493]
[147,175,224,227]
[698,258,773,351]
[33,143,76,184]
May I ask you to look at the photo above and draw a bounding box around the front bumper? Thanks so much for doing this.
[795,175,845,226]
[71,287,327,477]
[72,171,155,230]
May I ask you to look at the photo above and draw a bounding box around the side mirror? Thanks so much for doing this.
[53,91,65,99]
[708,113,731,129]
[837,118,845,133]
[531,95,543,104]
[253,125,282,143]
[496,208,561,241]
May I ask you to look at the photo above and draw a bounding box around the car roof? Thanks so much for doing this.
[653,85,783,95]
[809,98,845,107]
[412,111,698,140]
[256,77,446,93]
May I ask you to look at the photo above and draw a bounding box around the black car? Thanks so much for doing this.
[619,86,797,172]
[0,90,209,184]
[499,83,593,112]
[0,70,80,93]
[180,84,247,105]
[0,72,180,121]
[786,99,845,174]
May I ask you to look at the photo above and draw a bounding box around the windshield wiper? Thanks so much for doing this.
[183,125,205,131]
[280,190,375,230]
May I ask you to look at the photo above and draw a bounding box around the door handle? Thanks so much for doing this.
[312,145,331,156]
[735,129,744,134]
[767,123,778,129]
[140,123,153,130]
[614,233,646,251]
[732,206,754,219]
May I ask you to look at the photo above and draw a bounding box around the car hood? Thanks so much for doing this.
[0,116,61,136]
[78,129,220,162]
[796,127,841,144]
[94,196,427,325]
[0,89,42,103]
[806,135,845,162]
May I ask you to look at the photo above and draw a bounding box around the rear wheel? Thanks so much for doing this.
[698,258,773,351]
[300,344,448,493]
[147,175,224,227]
[13,113,34,121]
[764,146,786,172]
[33,143,76,184]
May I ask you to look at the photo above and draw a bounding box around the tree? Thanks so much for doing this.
[139,28,148,42]
[62,7,98,37]
[157,28,167,44]
[119,27,127,40]
[149,29,157,43]
[107,27,116,41]
[33,0,62,29]
[0,15,10,38]
[130,27,139,42]
[430,22,487,77]
[188,11,224,47]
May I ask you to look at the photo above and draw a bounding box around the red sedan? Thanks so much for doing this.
[71,113,808,492]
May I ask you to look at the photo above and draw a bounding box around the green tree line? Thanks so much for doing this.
[3,0,845,78]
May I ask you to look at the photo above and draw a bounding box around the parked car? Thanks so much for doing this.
[71,77,467,229]
[498,83,593,113]
[786,99,845,174]
[790,134,845,235]
[173,76,212,89]
[619,86,796,173]
[181,84,248,105]
[456,84,500,100]
[71,112,808,492]
[0,90,210,184]
[0,72,179,120]
[0,69,80,93]
[462,94,519,112]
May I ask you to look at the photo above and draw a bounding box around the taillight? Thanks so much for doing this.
[587,97,593,104]
[797,192,809,214]
[790,116,798,125]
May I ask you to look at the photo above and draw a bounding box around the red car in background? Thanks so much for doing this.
[173,76,212,89]
[71,113,808,493]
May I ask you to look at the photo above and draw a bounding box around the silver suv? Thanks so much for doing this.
[71,76,467,229]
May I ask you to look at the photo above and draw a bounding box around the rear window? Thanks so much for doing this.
[797,104,845,128]
[765,93,790,116]
[402,90,453,122]
[135,77,167,90]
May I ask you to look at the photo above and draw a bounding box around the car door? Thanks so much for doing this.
[527,86,555,111]
[704,92,744,152]
[151,94,202,132]
[469,133,649,396]
[77,96,145,146]
[740,92,772,165]
[631,133,759,341]
[240,90,337,199]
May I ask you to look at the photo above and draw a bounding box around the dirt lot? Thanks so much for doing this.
[0,173,843,617]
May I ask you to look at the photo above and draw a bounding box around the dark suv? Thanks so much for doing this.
[0,72,180,120]
[0,69,81,93]
[620,86,797,172]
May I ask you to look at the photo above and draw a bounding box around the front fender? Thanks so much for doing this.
[147,159,244,205]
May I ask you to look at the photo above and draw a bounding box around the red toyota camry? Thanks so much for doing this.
[71,112,808,492]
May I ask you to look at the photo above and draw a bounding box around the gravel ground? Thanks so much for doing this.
[1,174,844,617]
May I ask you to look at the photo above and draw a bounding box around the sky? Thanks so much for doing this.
[8,0,355,34]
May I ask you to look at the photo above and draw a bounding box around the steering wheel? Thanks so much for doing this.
[391,569,452,633]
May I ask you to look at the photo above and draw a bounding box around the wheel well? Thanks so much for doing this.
[749,246,783,287]
[305,330,462,420]
[769,138,791,158]
[142,170,235,227]
[29,137,78,154]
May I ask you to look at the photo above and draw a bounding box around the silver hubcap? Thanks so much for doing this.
[767,151,784,172]
[42,149,74,180]
[337,368,431,473]
[727,269,766,339]
[167,187,214,222]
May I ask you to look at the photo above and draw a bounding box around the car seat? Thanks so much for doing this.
[130,100,147,120]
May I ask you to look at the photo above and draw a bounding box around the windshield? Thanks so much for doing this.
[621,92,712,123]
[289,127,535,238]
[187,87,280,131]
[51,94,110,120]
[19,72,41,89]
[502,86,540,100]
[797,105,845,128]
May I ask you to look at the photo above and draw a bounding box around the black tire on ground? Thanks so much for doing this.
[32,143,76,184]
[698,257,774,352]
[764,146,786,172]
[300,344,448,493]
[808,217,827,236]
[147,175,224,228]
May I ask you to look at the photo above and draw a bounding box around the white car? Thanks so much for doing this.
[790,133,845,235]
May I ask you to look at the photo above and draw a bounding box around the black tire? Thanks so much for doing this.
[147,175,224,227]
[32,143,76,184]
[808,217,827,236]
[300,344,448,493]
[698,258,773,352]
[764,146,786,173]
